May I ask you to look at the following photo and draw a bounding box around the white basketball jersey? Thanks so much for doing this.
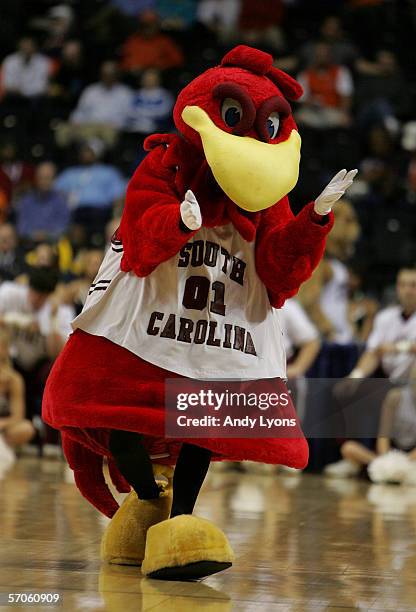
[72,224,286,380]
[279,298,319,359]
[320,258,353,344]
[367,306,416,380]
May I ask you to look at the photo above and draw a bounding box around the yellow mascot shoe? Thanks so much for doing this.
[141,515,234,580]
[101,464,173,566]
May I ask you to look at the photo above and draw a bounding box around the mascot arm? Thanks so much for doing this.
[255,199,334,308]
[119,145,198,277]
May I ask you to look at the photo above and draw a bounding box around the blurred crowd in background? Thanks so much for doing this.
[0,0,416,477]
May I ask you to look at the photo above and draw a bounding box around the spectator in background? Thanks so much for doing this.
[279,299,321,379]
[55,140,126,246]
[277,14,359,74]
[355,127,398,211]
[157,0,198,30]
[124,69,173,134]
[49,40,87,108]
[238,0,285,52]
[0,328,34,474]
[1,37,51,99]
[300,16,359,69]
[120,10,184,74]
[0,140,35,203]
[15,162,70,243]
[298,200,360,344]
[318,15,358,65]
[365,125,397,165]
[352,127,406,285]
[355,50,409,134]
[25,242,60,270]
[348,267,379,343]
[346,266,416,382]
[402,158,416,209]
[57,247,104,314]
[42,4,75,58]
[338,363,416,475]
[109,0,156,16]
[0,224,25,283]
[325,267,416,478]
[197,0,241,41]
[0,267,74,419]
[401,122,416,159]
[21,239,74,281]
[58,60,132,149]
[296,42,354,129]
[0,179,9,223]
[70,61,132,130]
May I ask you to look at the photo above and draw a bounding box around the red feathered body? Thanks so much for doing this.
[42,46,334,517]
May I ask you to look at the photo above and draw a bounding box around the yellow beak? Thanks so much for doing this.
[182,105,301,212]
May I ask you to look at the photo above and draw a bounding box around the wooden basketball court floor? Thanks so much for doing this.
[1,458,416,611]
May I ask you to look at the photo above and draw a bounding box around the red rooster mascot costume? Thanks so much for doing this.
[43,45,357,580]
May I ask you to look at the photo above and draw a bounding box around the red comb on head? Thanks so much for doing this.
[267,67,303,101]
[221,45,273,75]
[221,45,303,102]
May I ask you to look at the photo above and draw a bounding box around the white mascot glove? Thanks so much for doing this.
[314,168,358,216]
[180,190,202,231]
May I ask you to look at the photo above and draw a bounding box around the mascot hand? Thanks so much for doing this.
[314,169,358,215]
[180,190,202,230]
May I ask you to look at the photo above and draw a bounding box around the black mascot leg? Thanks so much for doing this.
[109,429,161,500]
[170,443,212,517]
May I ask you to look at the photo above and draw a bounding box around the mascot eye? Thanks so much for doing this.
[267,112,280,139]
[221,98,243,128]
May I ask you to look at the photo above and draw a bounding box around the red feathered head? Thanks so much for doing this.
[173,45,303,213]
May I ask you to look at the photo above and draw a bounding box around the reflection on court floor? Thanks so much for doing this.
[1,458,416,611]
